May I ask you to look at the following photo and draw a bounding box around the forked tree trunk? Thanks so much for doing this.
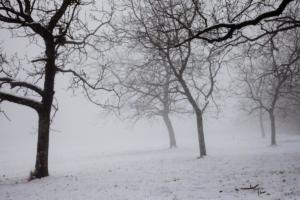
[195,110,207,157]
[259,109,266,138]
[176,77,207,157]
[162,114,177,148]
[269,111,277,145]
[34,111,51,178]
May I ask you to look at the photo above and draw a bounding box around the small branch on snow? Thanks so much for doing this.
[240,184,259,190]
[240,184,268,196]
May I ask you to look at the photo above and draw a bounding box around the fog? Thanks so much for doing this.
[0,27,252,161]
[0,36,298,174]
[0,1,300,199]
[1,74,292,170]
[1,80,241,154]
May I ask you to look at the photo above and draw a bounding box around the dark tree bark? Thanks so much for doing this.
[33,40,56,178]
[34,111,51,178]
[195,110,207,157]
[269,111,277,146]
[162,114,177,148]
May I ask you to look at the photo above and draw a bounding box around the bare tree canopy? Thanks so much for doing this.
[170,0,298,45]
[114,0,232,157]
[236,28,300,145]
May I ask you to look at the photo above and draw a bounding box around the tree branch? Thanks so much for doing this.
[176,0,294,46]
[0,91,42,111]
[48,0,75,31]
[0,77,44,96]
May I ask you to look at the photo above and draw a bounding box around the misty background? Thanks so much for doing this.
[1,44,298,178]
[1,25,299,166]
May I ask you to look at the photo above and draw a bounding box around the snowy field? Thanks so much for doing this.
[1,132,300,200]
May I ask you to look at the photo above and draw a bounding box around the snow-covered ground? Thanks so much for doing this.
[0,132,300,200]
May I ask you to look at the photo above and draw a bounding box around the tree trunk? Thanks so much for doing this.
[162,114,177,148]
[33,40,56,178]
[259,109,266,138]
[175,76,207,157]
[34,111,51,178]
[269,111,277,145]
[195,110,207,157]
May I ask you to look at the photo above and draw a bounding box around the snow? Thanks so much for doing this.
[1,133,300,200]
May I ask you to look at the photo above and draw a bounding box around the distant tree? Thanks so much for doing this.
[0,0,115,178]
[237,29,300,145]
[259,107,266,138]
[114,49,191,148]
[0,50,9,120]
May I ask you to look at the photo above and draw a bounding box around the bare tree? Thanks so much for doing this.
[237,29,300,145]
[114,49,189,148]
[118,0,229,157]
[113,0,298,154]
[0,0,115,178]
